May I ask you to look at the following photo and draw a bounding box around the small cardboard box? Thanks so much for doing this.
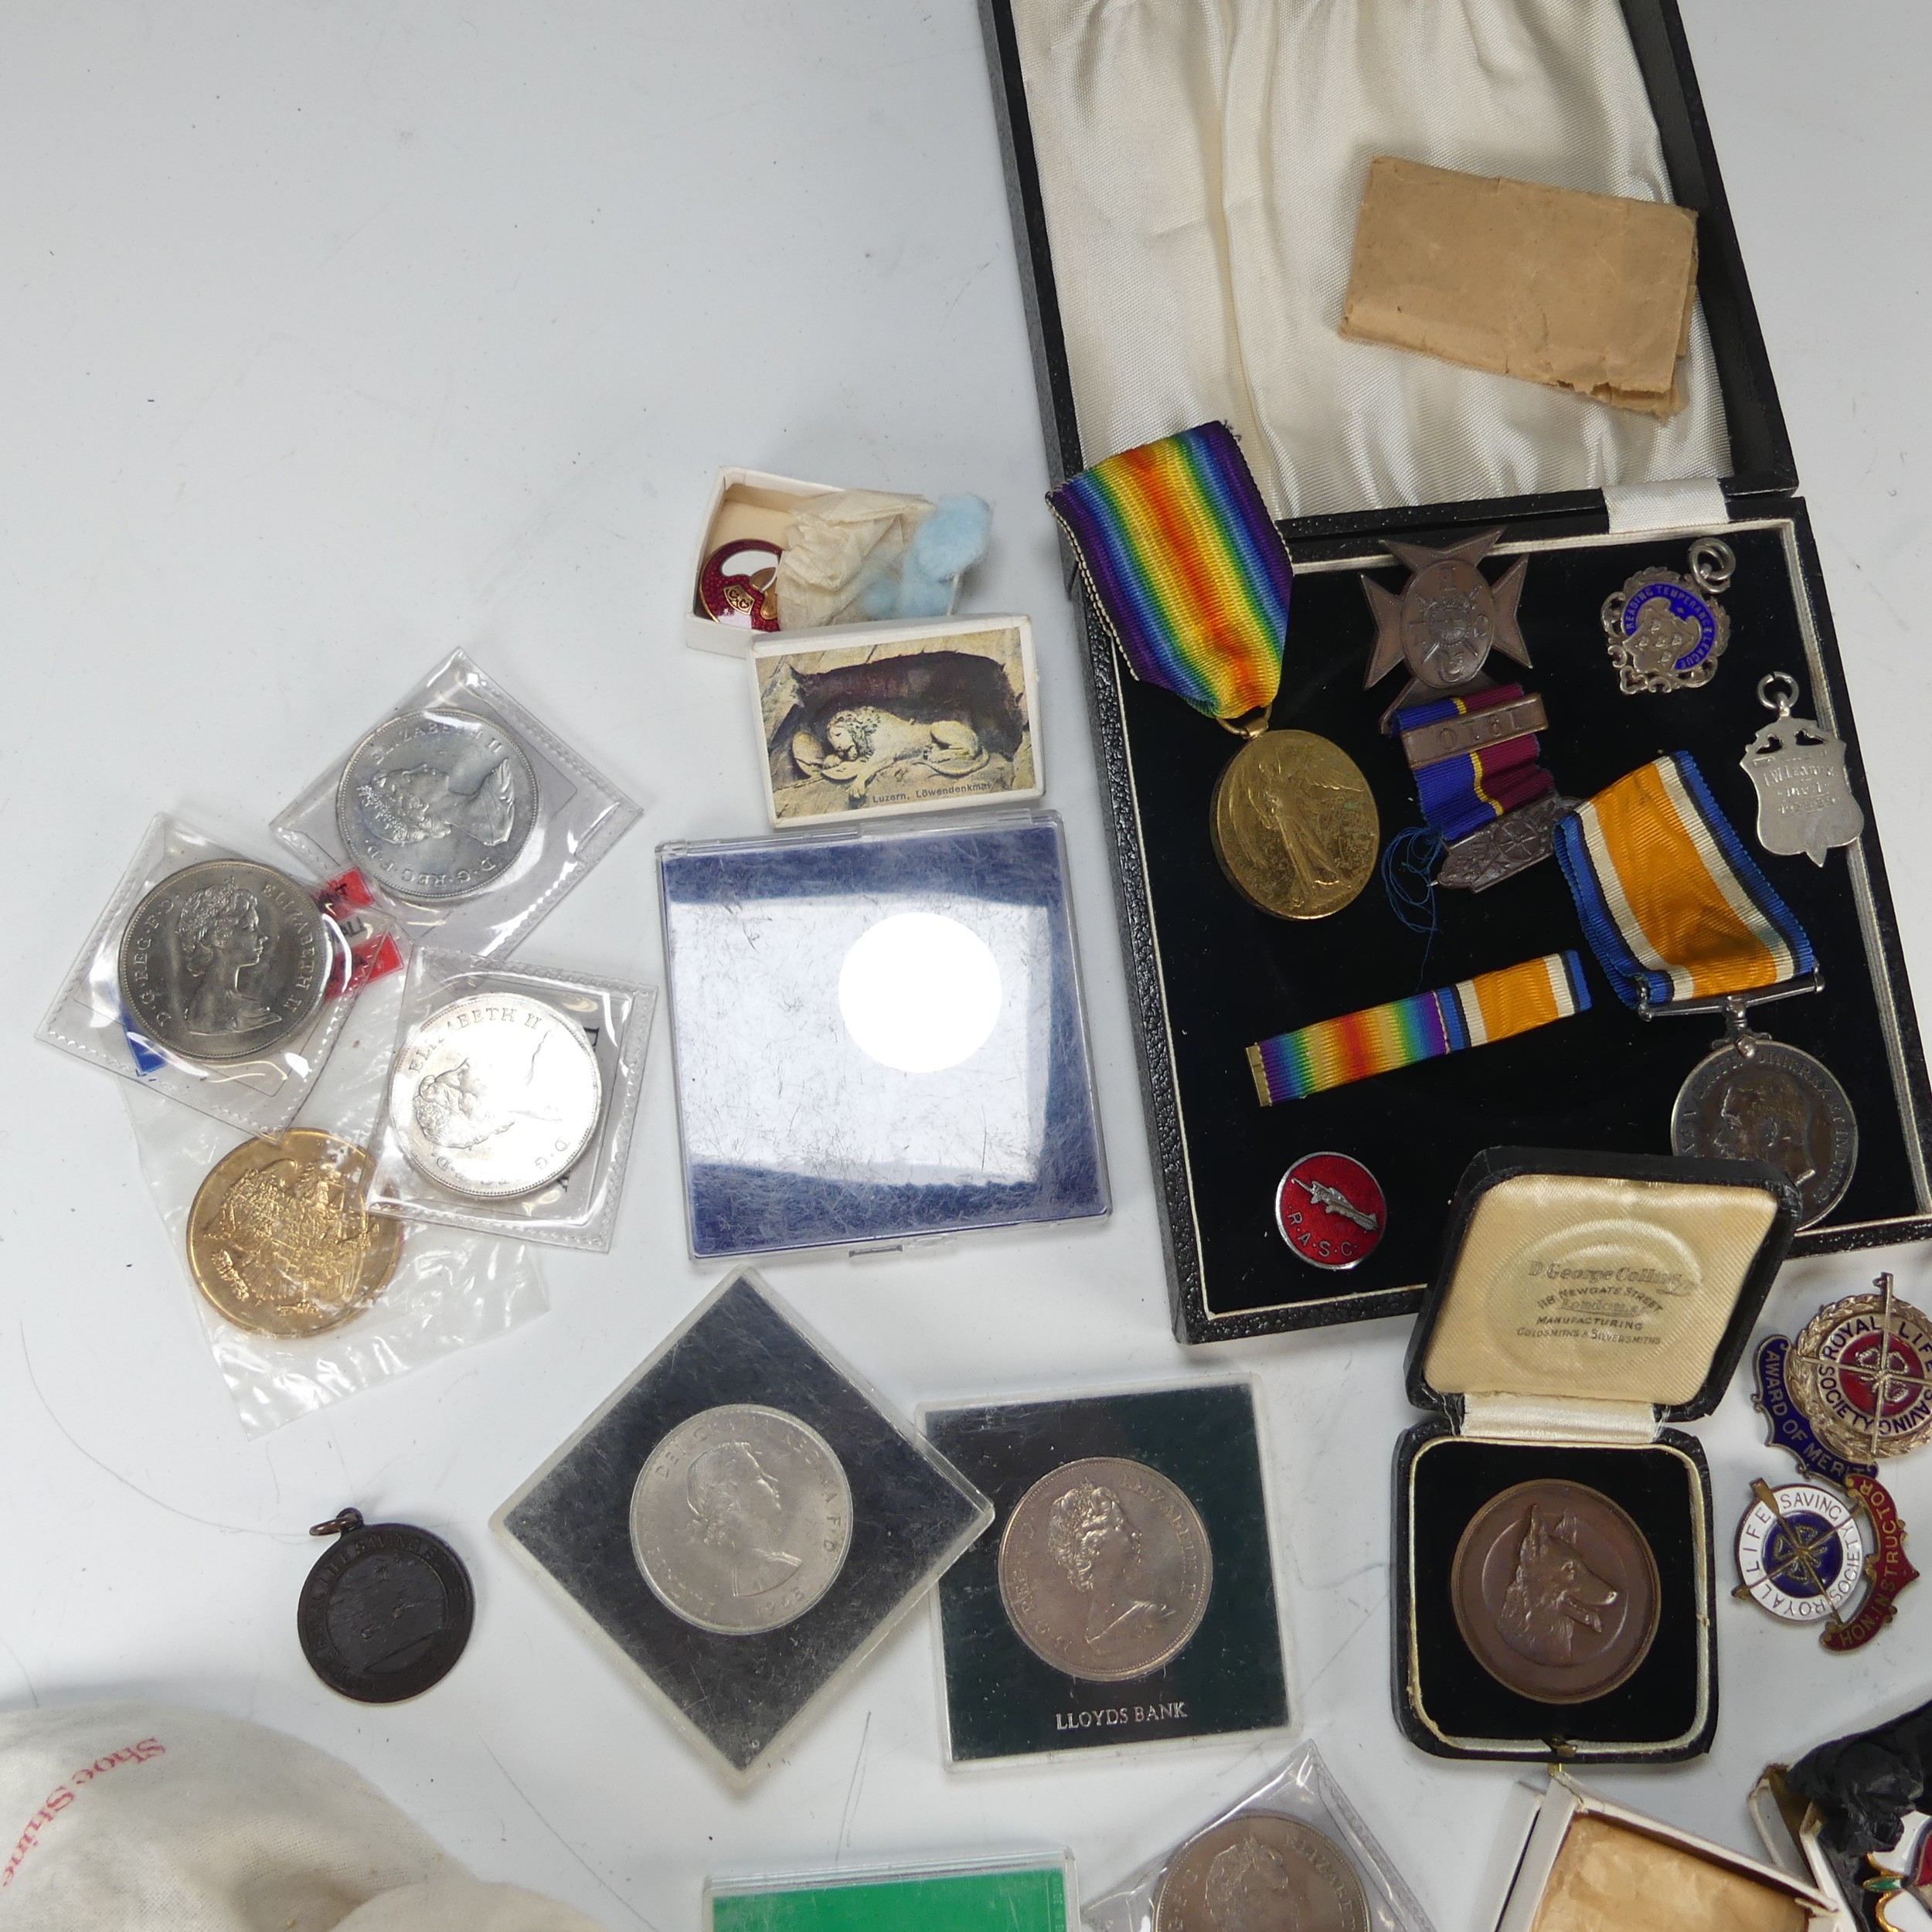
[1393,1147,1796,1764]
[685,465,962,657]
[1484,1770,1841,1932]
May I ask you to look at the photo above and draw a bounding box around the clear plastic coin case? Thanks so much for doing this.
[1083,1740,1436,1932]
[492,1269,993,1786]
[274,648,641,957]
[706,1852,1077,1932]
[39,814,388,1134]
[366,943,655,1252]
[658,810,1109,1259]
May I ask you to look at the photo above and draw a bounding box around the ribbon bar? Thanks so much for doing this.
[1554,751,1815,1011]
[1247,951,1590,1106]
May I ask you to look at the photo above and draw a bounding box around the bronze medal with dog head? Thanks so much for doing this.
[1451,1479,1659,1703]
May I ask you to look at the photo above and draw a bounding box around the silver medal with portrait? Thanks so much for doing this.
[1672,1031,1857,1228]
[997,1455,1213,1682]
[631,1404,853,1636]
[337,707,539,902]
[117,859,332,1063]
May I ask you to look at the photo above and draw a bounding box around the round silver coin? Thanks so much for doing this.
[998,1456,1213,1682]
[336,708,539,903]
[389,991,603,1199]
[630,1405,852,1635]
[1671,1037,1857,1228]
[117,859,332,1064]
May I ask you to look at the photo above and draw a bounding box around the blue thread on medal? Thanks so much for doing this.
[1380,825,1443,985]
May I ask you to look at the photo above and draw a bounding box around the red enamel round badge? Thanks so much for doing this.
[1274,1152,1386,1270]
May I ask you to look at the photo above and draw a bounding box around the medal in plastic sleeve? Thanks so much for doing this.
[1082,1740,1434,1932]
[368,945,654,1252]
[41,815,391,1134]
[274,648,640,957]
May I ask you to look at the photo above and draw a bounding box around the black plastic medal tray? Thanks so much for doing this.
[978,0,1932,1340]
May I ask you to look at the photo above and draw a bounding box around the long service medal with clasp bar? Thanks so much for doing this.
[1742,672,1866,865]
[1602,536,1735,693]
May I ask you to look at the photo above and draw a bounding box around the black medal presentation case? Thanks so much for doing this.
[979,0,1932,1341]
[1393,1148,1796,1765]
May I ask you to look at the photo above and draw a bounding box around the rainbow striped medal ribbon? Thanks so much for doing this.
[1247,952,1590,1105]
[1049,423,1379,921]
[1554,752,1855,1226]
[1047,421,1292,736]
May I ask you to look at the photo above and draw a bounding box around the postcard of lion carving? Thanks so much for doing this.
[749,615,1043,827]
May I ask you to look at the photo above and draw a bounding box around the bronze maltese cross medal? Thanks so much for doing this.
[1362,529,1530,729]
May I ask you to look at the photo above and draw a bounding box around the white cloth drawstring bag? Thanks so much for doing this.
[0,1703,604,1931]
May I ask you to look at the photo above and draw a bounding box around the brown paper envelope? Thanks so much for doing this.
[1341,157,1699,418]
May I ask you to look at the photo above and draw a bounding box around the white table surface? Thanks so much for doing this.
[4,4,1931,1927]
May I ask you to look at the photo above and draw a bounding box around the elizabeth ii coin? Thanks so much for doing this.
[117,859,331,1063]
[998,1456,1212,1682]
[630,1405,853,1635]
[389,991,603,1200]
[338,708,539,903]
[1154,1815,1370,1932]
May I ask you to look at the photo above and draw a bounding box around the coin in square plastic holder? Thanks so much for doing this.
[658,811,1108,1259]
[492,1269,993,1785]
[1083,1739,1436,1932]
[922,1381,1289,1766]
[274,648,641,957]
[368,944,654,1252]
[39,815,388,1134]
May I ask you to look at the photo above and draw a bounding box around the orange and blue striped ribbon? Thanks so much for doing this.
[1247,951,1590,1105]
[1554,753,1814,1009]
[1046,422,1292,725]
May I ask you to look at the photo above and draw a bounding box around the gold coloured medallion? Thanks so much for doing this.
[1211,730,1378,920]
[187,1130,401,1336]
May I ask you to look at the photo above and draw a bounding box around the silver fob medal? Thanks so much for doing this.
[1603,536,1734,694]
[1742,672,1865,865]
